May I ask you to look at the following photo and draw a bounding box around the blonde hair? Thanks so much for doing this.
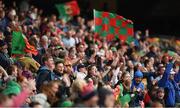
[70,79,87,101]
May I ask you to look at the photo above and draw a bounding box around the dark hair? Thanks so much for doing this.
[149,46,155,51]
[88,64,96,72]
[144,59,150,67]
[76,42,84,48]
[98,88,113,107]
[55,61,64,67]
[120,72,129,82]
[29,102,41,107]
[41,54,53,65]
[7,65,17,75]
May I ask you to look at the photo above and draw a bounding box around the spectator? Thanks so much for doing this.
[36,54,55,91]
[76,63,87,79]
[158,61,180,107]
[98,88,115,107]
[62,30,76,49]
[54,61,64,80]
[130,70,144,107]
[0,40,13,70]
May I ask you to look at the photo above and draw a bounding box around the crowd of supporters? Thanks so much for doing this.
[0,1,180,107]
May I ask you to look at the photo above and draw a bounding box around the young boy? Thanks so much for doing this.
[130,70,145,107]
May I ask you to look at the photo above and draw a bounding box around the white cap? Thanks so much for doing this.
[170,69,176,74]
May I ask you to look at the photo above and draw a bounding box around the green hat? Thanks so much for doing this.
[55,46,64,50]
[111,47,117,52]
[2,80,21,95]
[60,101,73,107]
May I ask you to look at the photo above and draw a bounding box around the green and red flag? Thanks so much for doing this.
[94,10,134,41]
[12,31,38,56]
[55,0,80,22]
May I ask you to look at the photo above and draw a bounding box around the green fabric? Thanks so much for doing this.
[60,101,73,107]
[0,79,3,87]
[126,36,135,45]
[94,10,134,41]
[2,80,21,95]
[119,83,124,97]
[55,1,80,21]
[168,50,176,56]
[120,94,131,106]
[55,3,72,22]
[118,83,131,107]
[12,31,26,54]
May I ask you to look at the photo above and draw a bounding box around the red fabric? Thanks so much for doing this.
[66,1,80,16]
[106,34,114,41]
[102,12,110,17]
[122,21,127,27]
[95,17,102,25]
[119,35,127,42]
[127,28,134,35]
[24,37,38,56]
[102,24,109,31]
[110,18,116,27]
[115,27,119,34]
[144,93,151,105]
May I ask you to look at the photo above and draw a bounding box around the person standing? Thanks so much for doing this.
[36,54,56,91]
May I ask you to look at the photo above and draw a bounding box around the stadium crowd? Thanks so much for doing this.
[0,0,180,108]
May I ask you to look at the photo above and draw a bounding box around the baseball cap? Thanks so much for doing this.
[77,64,86,71]
[134,70,143,78]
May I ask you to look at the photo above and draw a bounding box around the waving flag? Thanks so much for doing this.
[12,31,38,55]
[94,10,134,41]
[55,1,80,22]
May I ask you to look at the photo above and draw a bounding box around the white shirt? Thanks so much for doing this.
[62,37,75,49]
[76,72,87,79]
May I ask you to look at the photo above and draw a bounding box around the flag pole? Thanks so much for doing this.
[93,9,96,30]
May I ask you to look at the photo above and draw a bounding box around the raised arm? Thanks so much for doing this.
[158,63,173,87]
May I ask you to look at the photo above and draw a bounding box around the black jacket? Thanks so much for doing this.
[0,51,12,70]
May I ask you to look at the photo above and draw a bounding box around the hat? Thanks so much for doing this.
[170,69,176,74]
[80,81,97,101]
[22,71,33,79]
[111,47,117,52]
[60,101,73,107]
[55,46,64,50]
[134,70,143,78]
[2,80,21,95]
[31,93,50,108]
[77,64,86,71]
[0,40,7,47]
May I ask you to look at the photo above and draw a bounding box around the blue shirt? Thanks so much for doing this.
[158,63,180,107]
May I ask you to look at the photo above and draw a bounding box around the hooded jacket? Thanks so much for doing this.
[158,63,180,107]
[36,66,55,91]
